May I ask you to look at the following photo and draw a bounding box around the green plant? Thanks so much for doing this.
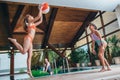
[70,48,87,64]
[31,51,44,70]
[32,70,49,77]
[56,57,63,67]
[48,50,59,63]
[53,68,61,74]
[108,35,120,57]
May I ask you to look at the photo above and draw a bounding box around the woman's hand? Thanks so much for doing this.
[100,39,103,46]
[38,4,43,10]
[92,49,96,55]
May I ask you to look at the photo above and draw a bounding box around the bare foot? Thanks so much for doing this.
[99,68,106,72]
[27,71,34,78]
[8,38,17,43]
[107,68,111,71]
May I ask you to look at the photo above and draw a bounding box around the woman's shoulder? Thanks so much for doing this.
[94,30,99,33]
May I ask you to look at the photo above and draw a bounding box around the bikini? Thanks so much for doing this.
[24,25,36,42]
[90,33,105,46]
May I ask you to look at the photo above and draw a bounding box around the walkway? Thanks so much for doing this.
[0,65,120,80]
[34,65,120,80]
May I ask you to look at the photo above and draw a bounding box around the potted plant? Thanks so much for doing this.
[70,48,87,67]
[108,35,120,64]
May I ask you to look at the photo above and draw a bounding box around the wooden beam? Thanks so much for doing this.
[61,47,68,54]
[85,28,91,59]
[104,29,120,37]
[70,12,98,47]
[99,11,106,39]
[94,11,106,20]
[13,32,44,35]
[42,8,58,48]
[98,18,117,30]
[15,5,29,29]
[48,43,76,66]
[11,5,24,32]
[0,3,12,37]
[48,44,65,57]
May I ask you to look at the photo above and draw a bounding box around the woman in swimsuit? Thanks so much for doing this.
[89,23,111,72]
[44,58,52,75]
[8,5,43,77]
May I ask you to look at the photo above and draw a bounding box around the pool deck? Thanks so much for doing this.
[0,65,120,80]
[34,65,120,80]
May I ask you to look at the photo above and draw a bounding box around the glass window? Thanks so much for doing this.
[103,12,117,25]
[106,31,120,39]
[91,17,102,29]
[81,45,88,52]
[79,32,86,39]
[0,53,10,75]
[65,50,71,57]
[87,27,91,34]
[88,35,92,42]
[99,29,104,36]
[105,21,119,34]
[14,53,27,73]
[76,38,87,47]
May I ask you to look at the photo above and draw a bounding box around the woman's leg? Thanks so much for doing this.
[104,58,111,70]
[103,42,111,71]
[8,37,30,54]
[8,37,33,77]
[98,46,106,72]
[27,43,33,78]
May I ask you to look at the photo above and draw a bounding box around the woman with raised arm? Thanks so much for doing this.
[8,5,43,77]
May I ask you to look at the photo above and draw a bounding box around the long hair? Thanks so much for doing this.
[24,15,29,32]
[89,23,97,30]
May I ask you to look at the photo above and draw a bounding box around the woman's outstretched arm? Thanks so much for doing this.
[33,5,43,22]
[34,13,43,26]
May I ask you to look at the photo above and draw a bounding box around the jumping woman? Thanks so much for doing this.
[8,5,43,77]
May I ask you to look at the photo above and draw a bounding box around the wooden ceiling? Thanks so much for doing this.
[0,1,98,50]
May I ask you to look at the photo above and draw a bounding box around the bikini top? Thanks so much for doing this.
[27,25,36,31]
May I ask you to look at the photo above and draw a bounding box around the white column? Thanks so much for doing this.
[115,4,120,28]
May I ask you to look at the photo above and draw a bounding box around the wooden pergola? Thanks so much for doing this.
[0,1,98,79]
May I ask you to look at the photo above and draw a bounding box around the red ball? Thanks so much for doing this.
[41,2,50,14]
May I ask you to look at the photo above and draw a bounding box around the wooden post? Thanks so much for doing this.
[10,47,14,80]
[85,28,92,64]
